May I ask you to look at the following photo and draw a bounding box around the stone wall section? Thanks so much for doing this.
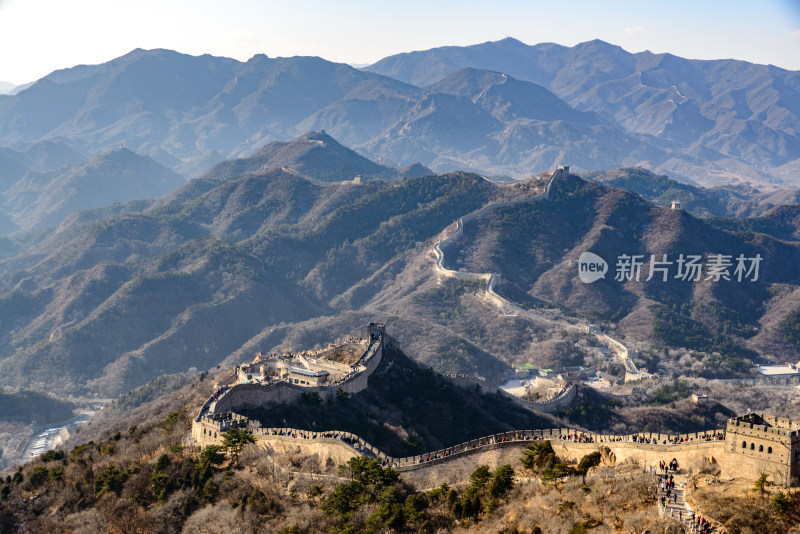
[209,335,383,415]
[500,383,578,414]
[446,377,577,414]
[720,414,800,486]
[194,413,800,487]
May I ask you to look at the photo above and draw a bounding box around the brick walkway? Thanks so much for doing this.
[656,471,719,533]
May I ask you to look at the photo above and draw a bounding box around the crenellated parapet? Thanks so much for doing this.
[721,412,800,485]
[191,412,250,445]
[194,410,800,486]
[193,414,729,474]
[194,324,385,425]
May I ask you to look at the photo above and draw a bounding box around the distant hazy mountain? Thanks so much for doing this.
[364,67,666,177]
[0,147,31,189]
[19,139,85,171]
[367,38,800,185]
[229,130,399,182]
[429,67,597,125]
[0,82,16,95]
[0,49,420,177]
[0,43,794,186]
[586,167,800,218]
[2,147,185,231]
[0,82,34,96]
[0,140,85,178]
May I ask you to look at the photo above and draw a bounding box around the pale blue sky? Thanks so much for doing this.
[0,0,798,84]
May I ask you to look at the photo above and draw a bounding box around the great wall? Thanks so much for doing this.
[431,167,562,321]
[186,167,800,534]
[431,166,643,386]
[192,323,800,490]
[195,322,386,420]
[192,167,800,490]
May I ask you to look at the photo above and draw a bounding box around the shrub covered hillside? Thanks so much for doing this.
[0,408,670,533]
[7,409,800,533]
[2,368,800,533]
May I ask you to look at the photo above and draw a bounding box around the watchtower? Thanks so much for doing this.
[724,413,800,486]
[366,322,386,344]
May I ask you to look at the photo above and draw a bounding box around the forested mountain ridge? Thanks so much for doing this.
[0,143,797,398]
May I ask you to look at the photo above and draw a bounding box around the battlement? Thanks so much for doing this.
[366,322,386,344]
[726,413,800,441]
[190,405,800,486]
[195,323,386,424]
[723,412,800,485]
[190,327,800,487]
[191,412,250,444]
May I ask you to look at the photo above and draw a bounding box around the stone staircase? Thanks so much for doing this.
[657,471,721,533]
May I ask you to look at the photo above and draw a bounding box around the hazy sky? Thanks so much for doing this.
[0,0,798,84]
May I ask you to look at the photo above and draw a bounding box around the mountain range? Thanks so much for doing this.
[2,147,185,231]
[0,130,437,235]
[367,38,800,185]
[584,167,800,218]
[0,38,797,187]
[0,37,798,533]
[0,133,797,399]
[0,38,797,414]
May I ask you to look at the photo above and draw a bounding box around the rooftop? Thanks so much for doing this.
[758,363,800,376]
[289,366,329,378]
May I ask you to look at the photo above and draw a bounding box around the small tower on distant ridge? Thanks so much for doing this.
[671,200,682,210]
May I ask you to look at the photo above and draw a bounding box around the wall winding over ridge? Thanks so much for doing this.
[447,376,577,414]
[431,169,561,295]
[194,414,728,479]
[196,402,799,488]
[497,383,578,414]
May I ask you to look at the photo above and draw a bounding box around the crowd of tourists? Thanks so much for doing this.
[405,429,731,465]
[595,431,725,445]
[655,459,715,533]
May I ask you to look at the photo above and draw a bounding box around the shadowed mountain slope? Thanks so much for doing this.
[586,167,800,218]
[242,346,561,457]
[2,147,185,231]
[0,163,499,395]
[438,172,800,371]
[0,145,797,400]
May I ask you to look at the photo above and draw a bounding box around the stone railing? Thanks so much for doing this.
[685,484,728,533]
